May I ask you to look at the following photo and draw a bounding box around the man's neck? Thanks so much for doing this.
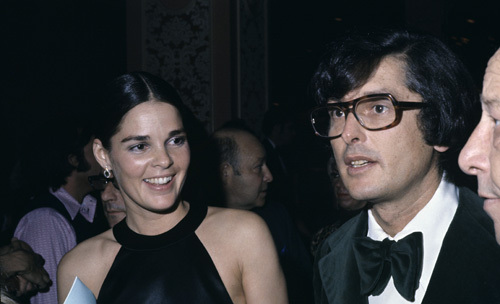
[370,173,443,237]
[61,183,85,204]
[62,171,91,204]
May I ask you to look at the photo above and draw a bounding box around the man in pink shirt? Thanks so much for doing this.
[14,117,104,304]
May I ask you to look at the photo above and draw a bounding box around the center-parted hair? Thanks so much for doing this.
[95,72,188,151]
[94,71,209,203]
[311,27,481,185]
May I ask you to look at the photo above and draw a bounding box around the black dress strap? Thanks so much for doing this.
[112,201,207,250]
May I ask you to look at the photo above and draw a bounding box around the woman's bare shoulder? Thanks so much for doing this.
[200,207,271,247]
[197,206,287,303]
[58,229,119,281]
[205,207,266,230]
[58,229,120,302]
[63,229,117,263]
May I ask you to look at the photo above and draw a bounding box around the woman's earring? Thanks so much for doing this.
[104,167,112,178]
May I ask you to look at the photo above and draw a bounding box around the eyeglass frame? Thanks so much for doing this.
[88,174,120,190]
[310,93,428,139]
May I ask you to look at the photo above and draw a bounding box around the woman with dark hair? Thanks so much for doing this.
[57,72,287,304]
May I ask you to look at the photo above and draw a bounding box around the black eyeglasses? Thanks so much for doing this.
[310,93,427,139]
[88,175,119,191]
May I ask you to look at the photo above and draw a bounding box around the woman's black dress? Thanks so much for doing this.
[97,203,233,303]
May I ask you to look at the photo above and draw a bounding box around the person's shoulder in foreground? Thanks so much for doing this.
[201,206,288,304]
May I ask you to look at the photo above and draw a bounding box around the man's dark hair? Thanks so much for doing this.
[46,119,95,190]
[311,27,481,185]
[212,135,241,175]
[196,128,245,206]
[197,125,263,206]
[212,121,258,175]
[11,114,95,196]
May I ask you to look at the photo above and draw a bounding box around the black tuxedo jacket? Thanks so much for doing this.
[314,187,500,304]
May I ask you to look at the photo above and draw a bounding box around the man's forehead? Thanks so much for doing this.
[482,48,500,104]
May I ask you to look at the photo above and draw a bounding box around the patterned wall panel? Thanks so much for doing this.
[239,0,268,134]
[143,0,212,131]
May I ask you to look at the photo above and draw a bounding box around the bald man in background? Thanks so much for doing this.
[201,126,314,303]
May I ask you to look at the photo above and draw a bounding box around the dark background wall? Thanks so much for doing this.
[1,0,126,196]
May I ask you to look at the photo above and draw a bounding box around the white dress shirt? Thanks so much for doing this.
[367,178,459,304]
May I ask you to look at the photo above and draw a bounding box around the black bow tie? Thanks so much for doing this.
[352,232,423,302]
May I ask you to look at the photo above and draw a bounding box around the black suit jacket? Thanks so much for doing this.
[314,187,500,304]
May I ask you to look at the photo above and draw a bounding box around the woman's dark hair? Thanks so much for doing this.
[95,72,189,151]
[95,72,210,202]
[311,27,481,185]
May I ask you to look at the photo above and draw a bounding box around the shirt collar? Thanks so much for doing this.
[50,187,97,222]
[367,176,459,301]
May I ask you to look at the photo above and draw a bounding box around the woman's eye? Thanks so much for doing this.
[130,143,147,151]
[168,136,186,146]
[495,119,500,126]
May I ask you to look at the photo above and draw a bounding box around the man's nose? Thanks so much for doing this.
[341,112,366,144]
[101,182,117,202]
[459,114,490,176]
[263,164,273,183]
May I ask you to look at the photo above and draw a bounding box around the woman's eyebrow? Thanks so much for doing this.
[120,129,186,143]
[121,135,149,143]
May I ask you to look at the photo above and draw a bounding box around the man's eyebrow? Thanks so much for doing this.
[328,90,393,102]
[256,156,265,164]
[481,94,500,106]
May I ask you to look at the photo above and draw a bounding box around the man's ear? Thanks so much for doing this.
[93,138,112,170]
[434,145,449,153]
[220,163,233,185]
[67,154,79,168]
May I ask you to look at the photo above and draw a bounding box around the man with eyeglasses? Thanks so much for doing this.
[88,174,126,228]
[311,28,500,304]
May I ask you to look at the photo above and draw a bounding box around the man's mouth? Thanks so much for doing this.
[350,160,370,168]
[144,176,173,185]
[104,203,126,212]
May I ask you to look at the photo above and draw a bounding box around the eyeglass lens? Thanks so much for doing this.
[89,176,120,191]
[312,96,397,138]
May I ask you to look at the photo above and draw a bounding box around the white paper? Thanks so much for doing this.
[63,276,96,304]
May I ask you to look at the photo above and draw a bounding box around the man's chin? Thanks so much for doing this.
[255,199,266,208]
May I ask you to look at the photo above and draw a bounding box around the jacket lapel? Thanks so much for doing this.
[423,187,500,303]
[316,210,369,304]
